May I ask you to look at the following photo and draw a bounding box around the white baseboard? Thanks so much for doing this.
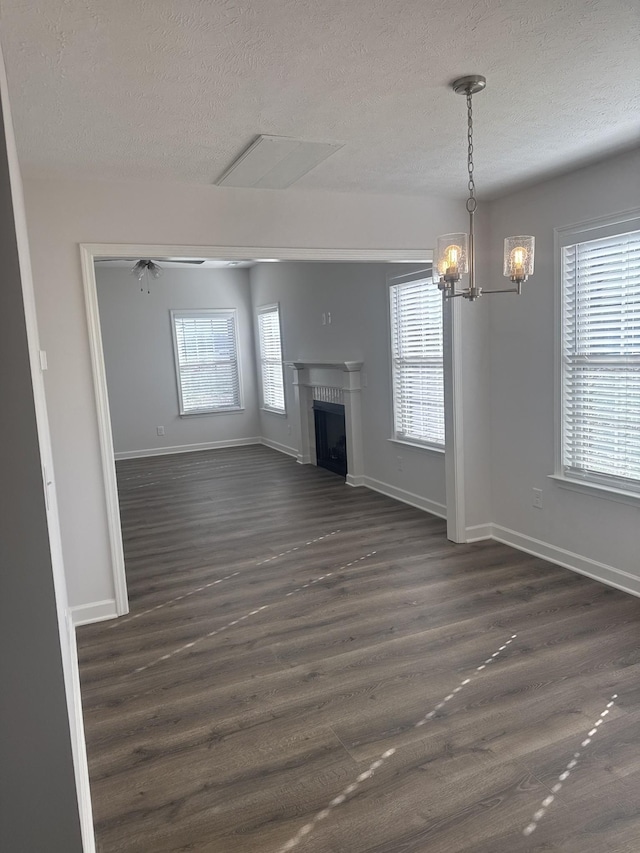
[346,473,365,487]
[491,524,640,599]
[465,523,494,542]
[71,599,118,626]
[114,437,261,460]
[260,437,298,458]
[359,475,447,520]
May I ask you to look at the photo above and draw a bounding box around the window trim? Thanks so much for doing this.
[256,302,286,415]
[170,308,244,416]
[553,208,640,502]
[388,268,444,451]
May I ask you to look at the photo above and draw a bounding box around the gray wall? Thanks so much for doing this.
[96,266,260,456]
[0,66,83,853]
[488,147,640,576]
[250,262,447,511]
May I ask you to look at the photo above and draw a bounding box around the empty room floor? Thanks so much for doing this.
[77,446,640,853]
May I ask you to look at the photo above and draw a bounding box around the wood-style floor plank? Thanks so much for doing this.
[77,446,640,852]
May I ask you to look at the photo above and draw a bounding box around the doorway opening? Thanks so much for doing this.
[79,243,463,621]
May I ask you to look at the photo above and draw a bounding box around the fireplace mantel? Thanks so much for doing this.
[286,361,363,372]
[286,361,364,486]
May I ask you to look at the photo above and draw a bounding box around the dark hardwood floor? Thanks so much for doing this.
[77,446,640,853]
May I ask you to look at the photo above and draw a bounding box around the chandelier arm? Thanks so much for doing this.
[479,284,523,295]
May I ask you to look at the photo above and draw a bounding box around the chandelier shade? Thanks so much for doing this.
[436,233,469,280]
[504,236,535,282]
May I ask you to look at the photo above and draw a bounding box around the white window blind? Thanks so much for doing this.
[257,305,285,413]
[562,228,640,491]
[171,310,241,415]
[390,275,444,447]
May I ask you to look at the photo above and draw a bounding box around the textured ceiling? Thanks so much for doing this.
[1,0,638,196]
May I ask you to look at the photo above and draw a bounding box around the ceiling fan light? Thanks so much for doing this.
[131,260,147,280]
[149,261,164,279]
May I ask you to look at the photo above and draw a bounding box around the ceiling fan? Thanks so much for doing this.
[95,257,206,281]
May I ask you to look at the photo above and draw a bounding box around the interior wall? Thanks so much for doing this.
[22,176,466,614]
[96,265,259,457]
[0,44,85,853]
[250,262,446,512]
[488,147,640,584]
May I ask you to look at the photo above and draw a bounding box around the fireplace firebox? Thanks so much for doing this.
[313,400,347,478]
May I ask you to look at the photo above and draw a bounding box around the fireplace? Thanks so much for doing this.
[313,400,347,477]
[286,361,364,487]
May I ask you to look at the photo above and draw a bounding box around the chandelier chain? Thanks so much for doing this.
[466,91,477,214]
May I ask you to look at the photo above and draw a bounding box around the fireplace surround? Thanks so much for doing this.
[286,361,364,486]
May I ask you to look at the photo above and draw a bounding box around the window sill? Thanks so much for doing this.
[548,474,640,508]
[388,437,445,455]
[260,407,287,417]
[180,408,245,418]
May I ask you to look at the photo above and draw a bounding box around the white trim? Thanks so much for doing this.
[114,437,261,460]
[444,297,465,541]
[70,599,118,627]
[358,475,447,519]
[387,437,445,454]
[80,243,434,621]
[345,473,365,487]
[491,524,640,599]
[79,245,129,617]
[554,207,640,246]
[65,612,97,852]
[81,243,433,264]
[179,408,246,418]
[548,474,640,507]
[260,436,298,458]
[465,523,493,542]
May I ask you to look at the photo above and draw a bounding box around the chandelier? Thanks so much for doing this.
[436,75,535,301]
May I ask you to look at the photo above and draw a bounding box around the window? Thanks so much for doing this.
[171,310,242,415]
[389,272,444,448]
[561,222,640,493]
[257,304,285,413]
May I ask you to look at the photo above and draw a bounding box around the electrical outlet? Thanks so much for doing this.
[397,456,404,472]
[322,312,327,325]
[287,424,292,435]
[157,426,165,436]
[532,487,543,509]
